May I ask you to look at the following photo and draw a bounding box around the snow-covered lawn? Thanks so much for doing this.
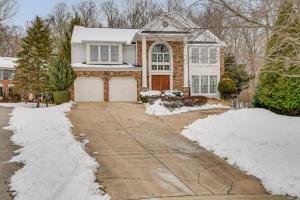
[2,103,109,200]
[145,99,229,116]
[182,108,300,198]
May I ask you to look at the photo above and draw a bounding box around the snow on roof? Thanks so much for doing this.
[71,26,139,44]
[71,63,142,71]
[0,57,16,69]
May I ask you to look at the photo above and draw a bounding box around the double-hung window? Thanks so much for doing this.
[89,44,121,64]
[191,75,218,94]
[192,76,199,93]
[210,76,218,93]
[191,47,218,64]
[201,76,209,93]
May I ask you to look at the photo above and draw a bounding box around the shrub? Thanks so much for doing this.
[140,95,149,103]
[162,90,183,97]
[53,90,70,105]
[218,77,238,99]
[182,96,208,107]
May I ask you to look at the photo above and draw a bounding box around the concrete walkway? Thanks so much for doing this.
[0,107,20,200]
[69,103,287,200]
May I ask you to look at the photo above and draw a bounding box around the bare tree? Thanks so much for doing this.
[73,0,101,27]
[0,25,21,57]
[49,2,72,39]
[101,0,124,28]
[0,0,17,23]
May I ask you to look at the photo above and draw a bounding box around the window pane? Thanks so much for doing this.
[200,48,208,64]
[201,76,208,93]
[101,45,109,61]
[0,69,3,80]
[111,46,119,62]
[158,65,164,70]
[164,54,170,62]
[210,48,217,64]
[158,54,163,62]
[191,48,199,64]
[152,54,157,62]
[164,65,170,70]
[90,45,98,62]
[152,65,157,70]
[152,44,169,53]
[210,76,218,93]
[192,76,199,93]
[0,87,3,97]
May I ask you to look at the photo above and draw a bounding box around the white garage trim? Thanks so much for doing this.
[74,77,104,102]
[109,77,137,102]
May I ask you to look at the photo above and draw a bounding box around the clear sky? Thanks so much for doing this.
[12,0,82,27]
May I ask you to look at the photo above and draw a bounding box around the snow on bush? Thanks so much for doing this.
[4,103,110,200]
[146,99,229,116]
[162,90,183,97]
[140,90,161,97]
[182,108,300,198]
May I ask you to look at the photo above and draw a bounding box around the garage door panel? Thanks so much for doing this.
[109,78,137,102]
[74,77,104,102]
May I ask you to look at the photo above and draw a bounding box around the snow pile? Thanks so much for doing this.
[0,103,52,108]
[182,108,300,198]
[146,99,229,116]
[5,103,110,200]
[140,90,161,97]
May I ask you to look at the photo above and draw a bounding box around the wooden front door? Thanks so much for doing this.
[152,75,170,91]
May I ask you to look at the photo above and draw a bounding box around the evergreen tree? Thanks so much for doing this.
[14,16,53,108]
[255,0,300,115]
[59,14,82,63]
[48,57,76,91]
[224,53,251,94]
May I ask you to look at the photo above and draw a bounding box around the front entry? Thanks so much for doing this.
[152,75,170,91]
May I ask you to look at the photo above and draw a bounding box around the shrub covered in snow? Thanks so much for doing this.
[139,90,161,103]
[162,90,183,97]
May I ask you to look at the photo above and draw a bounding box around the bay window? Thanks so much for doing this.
[88,44,121,64]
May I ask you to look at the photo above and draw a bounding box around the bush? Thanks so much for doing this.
[182,96,208,107]
[218,77,238,99]
[140,95,149,103]
[53,90,70,105]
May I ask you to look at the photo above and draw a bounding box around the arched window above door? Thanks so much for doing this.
[151,44,170,71]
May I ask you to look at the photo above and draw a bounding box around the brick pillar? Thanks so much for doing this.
[104,78,110,102]
[220,48,225,76]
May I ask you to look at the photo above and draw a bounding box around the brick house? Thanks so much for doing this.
[0,57,16,101]
[71,13,225,102]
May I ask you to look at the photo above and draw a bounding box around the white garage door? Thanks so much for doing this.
[109,78,137,101]
[74,77,104,102]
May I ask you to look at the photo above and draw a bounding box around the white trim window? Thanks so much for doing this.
[191,47,218,64]
[210,75,218,93]
[0,69,14,80]
[88,44,122,64]
[191,75,218,94]
[0,69,3,80]
[201,75,209,93]
[151,44,170,71]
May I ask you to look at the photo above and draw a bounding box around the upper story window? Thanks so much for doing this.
[0,69,15,80]
[191,47,218,64]
[88,44,121,64]
[151,44,170,71]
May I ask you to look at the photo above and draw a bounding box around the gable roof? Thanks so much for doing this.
[0,57,16,69]
[188,30,226,46]
[138,12,197,34]
[71,26,139,44]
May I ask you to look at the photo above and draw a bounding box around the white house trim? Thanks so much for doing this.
[148,41,174,90]
[142,36,147,88]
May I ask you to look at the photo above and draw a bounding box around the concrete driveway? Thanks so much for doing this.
[0,107,20,200]
[69,103,287,200]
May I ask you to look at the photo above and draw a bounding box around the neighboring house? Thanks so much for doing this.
[0,57,16,101]
[71,13,225,102]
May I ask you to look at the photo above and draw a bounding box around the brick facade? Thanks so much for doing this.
[220,48,225,76]
[136,40,185,91]
[71,70,142,102]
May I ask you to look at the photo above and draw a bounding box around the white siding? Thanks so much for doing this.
[71,43,86,64]
[123,45,136,65]
[188,46,221,98]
